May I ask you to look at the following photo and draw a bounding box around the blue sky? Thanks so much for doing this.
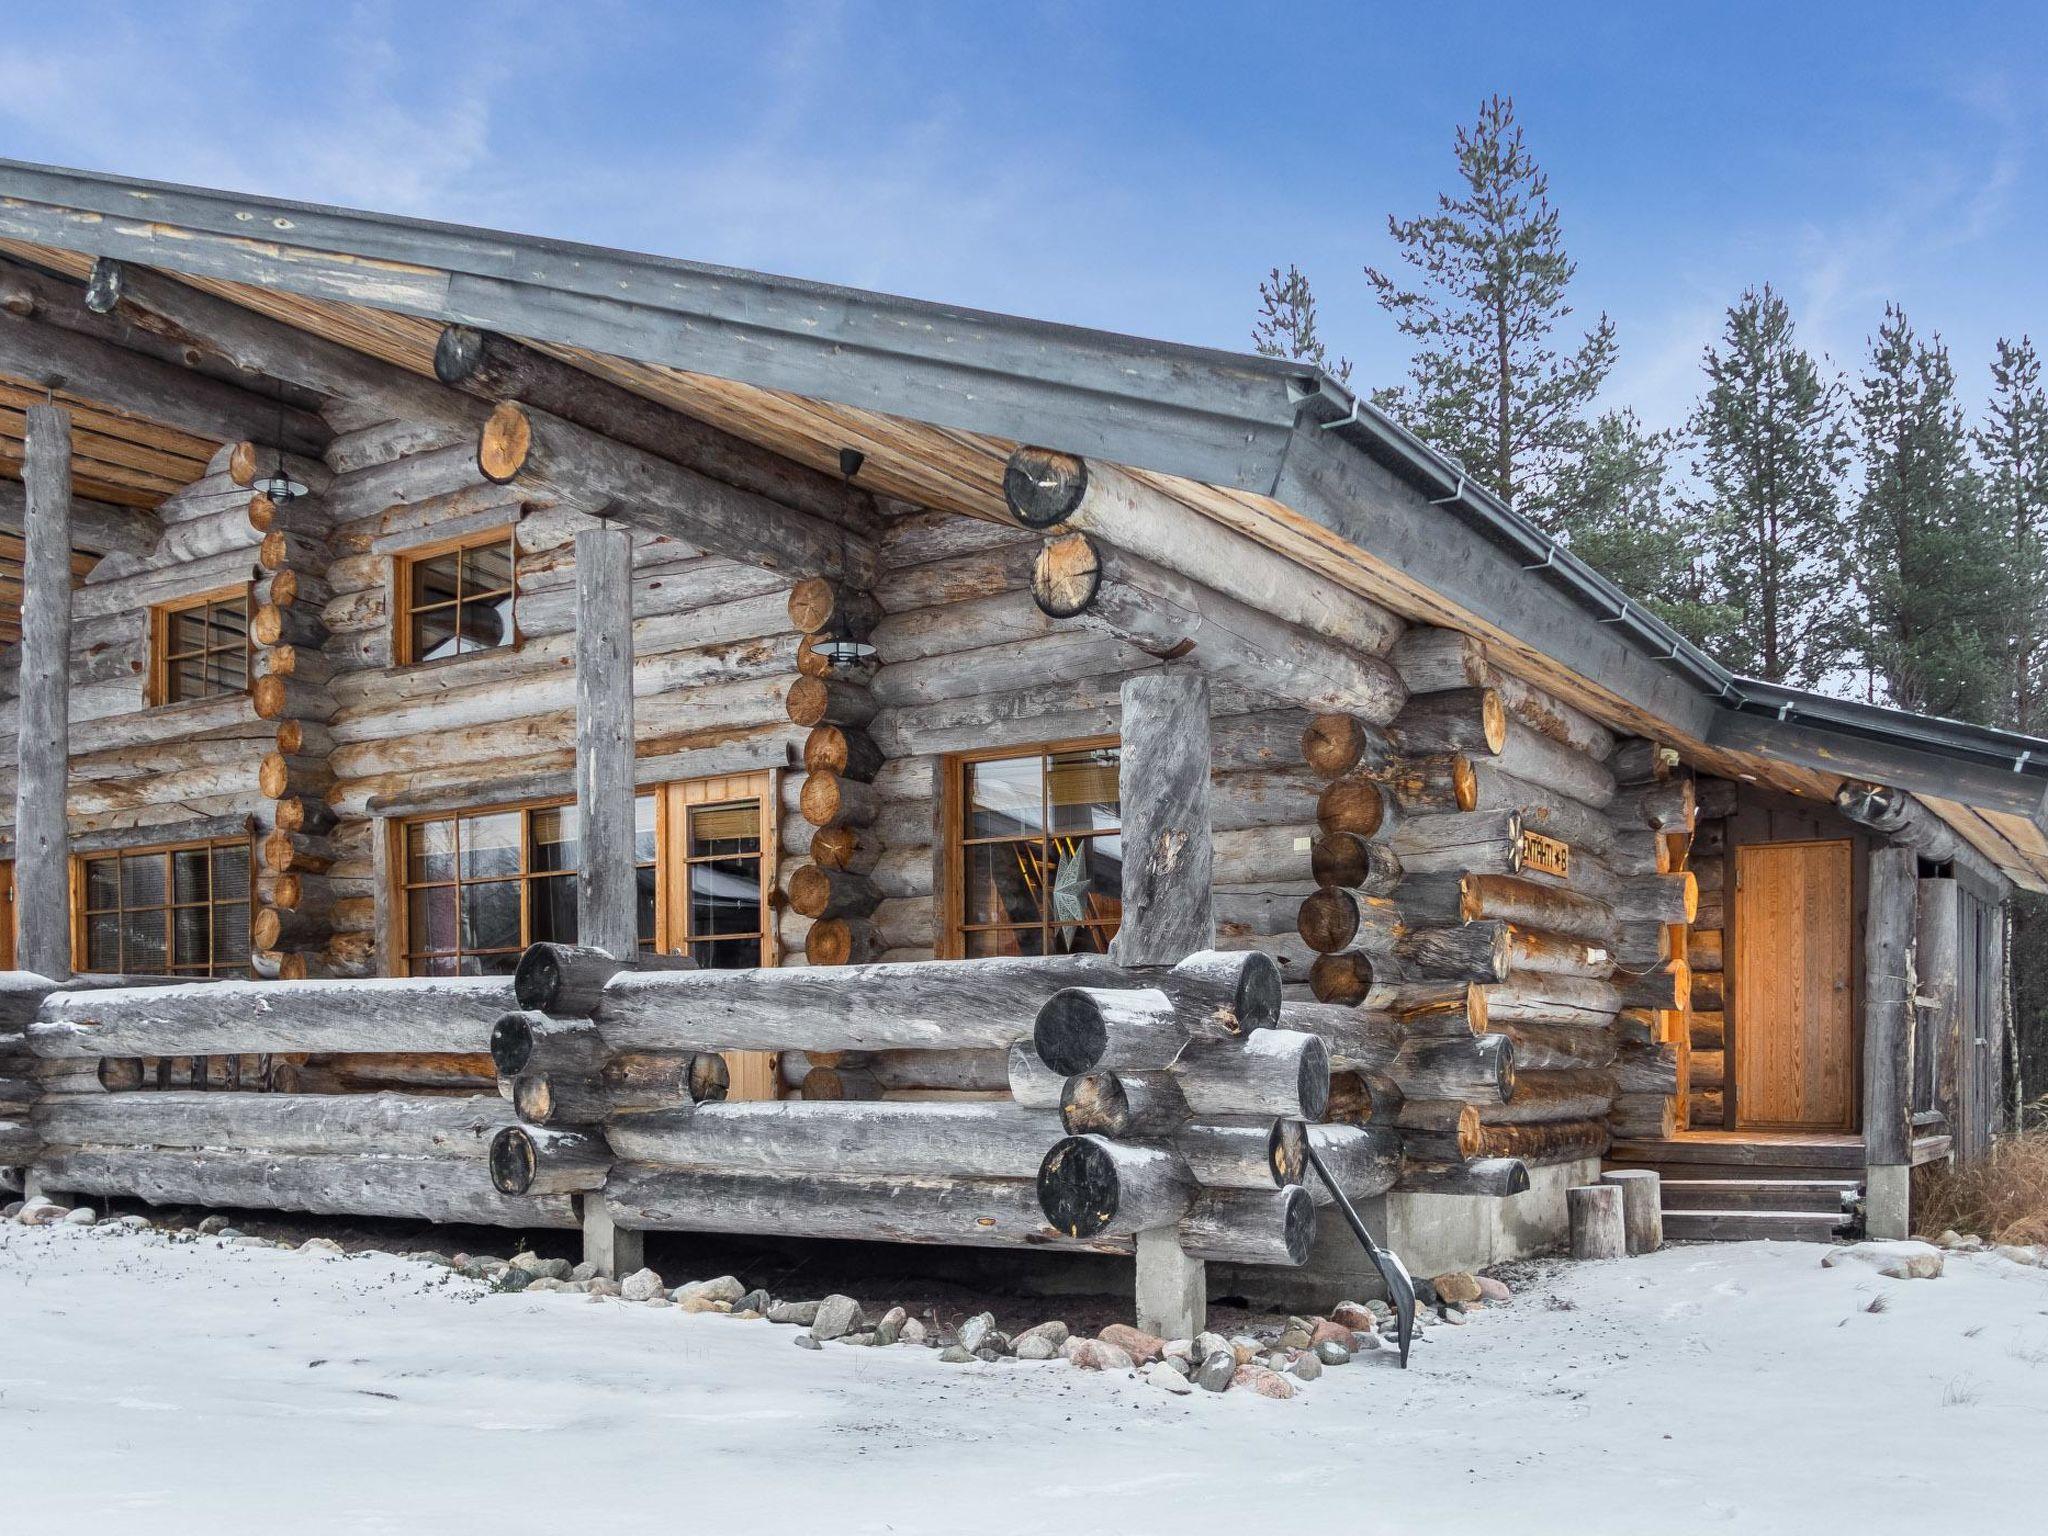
[3,2,2043,430]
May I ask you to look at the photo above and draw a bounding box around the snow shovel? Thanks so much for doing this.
[1305,1139,1417,1367]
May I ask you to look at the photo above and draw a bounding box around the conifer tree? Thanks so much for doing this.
[1684,286,1852,688]
[1365,94,1616,528]
[1848,306,2013,722]
[1976,335,2048,730]
[1251,264,1351,382]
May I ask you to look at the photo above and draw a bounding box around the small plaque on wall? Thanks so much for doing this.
[1523,830,1570,878]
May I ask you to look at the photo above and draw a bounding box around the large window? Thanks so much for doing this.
[397,531,516,666]
[152,587,249,704]
[952,743,1122,958]
[398,797,656,976]
[75,839,253,977]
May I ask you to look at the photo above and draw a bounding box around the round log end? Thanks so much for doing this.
[688,1052,731,1103]
[433,324,487,385]
[1036,1134,1121,1238]
[257,528,289,572]
[1302,713,1369,779]
[1233,950,1284,1033]
[1681,869,1700,922]
[1269,1119,1308,1188]
[1309,831,1364,891]
[511,1073,558,1125]
[251,603,285,647]
[251,906,284,951]
[490,1009,542,1076]
[786,675,828,728]
[1453,754,1479,812]
[794,632,834,679]
[786,576,838,635]
[1479,688,1508,754]
[250,673,289,720]
[1296,1033,1332,1123]
[488,1124,538,1195]
[1059,1070,1130,1137]
[786,862,835,919]
[269,568,302,608]
[257,750,290,799]
[271,873,305,910]
[1035,987,1108,1077]
[1315,776,1384,839]
[1296,886,1361,954]
[804,917,877,967]
[275,719,307,755]
[97,1057,145,1092]
[1308,950,1375,1006]
[227,440,262,488]
[803,724,850,777]
[798,771,845,827]
[247,492,278,533]
[1030,531,1102,618]
[1483,1035,1517,1102]
[478,401,533,484]
[1002,446,1089,528]
[512,942,570,1012]
[808,824,864,871]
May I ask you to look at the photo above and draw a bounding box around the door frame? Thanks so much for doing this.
[1731,836,1859,1133]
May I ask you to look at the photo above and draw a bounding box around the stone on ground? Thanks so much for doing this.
[1098,1323,1165,1364]
[1823,1241,1944,1280]
[619,1268,666,1302]
[811,1294,863,1341]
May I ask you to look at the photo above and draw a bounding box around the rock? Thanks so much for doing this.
[1352,1329,1383,1351]
[527,1257,573,1281]
[1367,1298,1393,1319]
[0,1201,21,1219]
[1012,1320,1070,1357]
[811,1294,863,1341]
[938,1344,975,1364]
[1144,1361,1195,1395]
[873,1306,907,1345]
[973,1347,1002,1362]
[1310,1318,1357,1351]
[1195,1351,1236,1392]
[61,1206,98,1226]
[673,1275,747,1306]
[19,1201,68,1226]
[644,1296,673,1308]
[1993,1244,2045,1268]
[1192,1331,1231,1363]
[958,1311,998,1353]
[1263,1351,1290,1371]
[1315,1339,1352,1365]
[900,1317,929,1347]
[112,1214,152,1231]
[1098,1323,1166,1365]
[1475,1274,1513,1303]
[299,1237,343,1255]
[619,1268,666,1302]
[840,1332,878,1347]
[1062,1338,1135,1371]
[1164,1353,1193,1378]
[197,1215,230,1235]
[570,1261,598,1282]
[1228,1336,1260,1366]
[1278,1324,1312,1351]
[1329,1300,1373,1331]
[1433,1271,1483,1306]
[1232,1363,1297,1399]
[585,1277,622,1297]
[1163,1338,1194,1363]
[229,1235,273,1247]
[523,1277,571,1293]
[739,1289,773,1315]
[1435,1308,1467,1326]
[794,1335,823,1351]
[767,1299,821,1326]
[677,1294,730,1314]
[1823,1240,1944,1280]
[1292,1353,1323,1381]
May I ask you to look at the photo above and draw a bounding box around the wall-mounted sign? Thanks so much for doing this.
[1523,830,1570,878]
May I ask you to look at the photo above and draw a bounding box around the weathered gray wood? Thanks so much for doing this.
[1864,844,1917,1169]
[0,479,156,556]
[573,528,639,958]
[1398,1157,1531,1196]
[1007,1041,1066,1109]
[36,1147,576,1227]
[1171,1029,1331,1121]
[1176,1184,1315,1265]
[1058,1069,1193,1136]
[34,1091,511,1158]
[13,405,72,980]
[1495,723,1617,809]
[487,1124,613,1195]
[1387,808,1525,875]
[1037,1134,1197,1238]
[781,1047,1006,1093]
[1916,878,1961,1129]
[1303,1124,1403,1203]
[1032,531,1406,719]
[1598,1168,1663,1254]
[29,976,515,1057]
[480,402,868,581]
[1567,1182,1627,1260]
[1389,627,1489,694]
[490,1010,609,1076]
[1113,671,1216,967]
[1836,780,1984,876]
[1389,1034,1515,1103]
[605,1162,1128,1251]
[607,1099,1063,1180]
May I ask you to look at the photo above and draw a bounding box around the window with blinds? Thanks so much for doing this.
[76,839,253,977]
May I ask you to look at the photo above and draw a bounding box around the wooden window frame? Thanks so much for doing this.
[148,584,252,706]
[393,527,519,669]
[657,773,780,969]
[70,835,256,978]
[936,736,1121,961]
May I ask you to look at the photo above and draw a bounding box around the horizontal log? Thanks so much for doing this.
[487,1124,611,1196]
[35,1147,574,1227]
[1496,1021,1619,1071]
[1610,739,1681,785]
[787,863,881,920]
[1308,831,1404,894]
[1614,1041,1681,1095]
[1386,687,1506,756]
[1390,1033,1515,1102]
[1691,1011,1726,1051]
[1325,1070,1404,1126]
[1508,926,1617,979]
[1495,723,1616,809]
[33,1091,510,1158]
[1389,627,1488,694]
[605,1163,1127,1251]
[1301,712,1389,779]
[1690,1049,1725,1091]
[1608,1091,1678,1140]
[512,1053,729,1126]
[605,1099,1064,1180]
[804,918,886,967]
[1609,776,1696,833]
[1691,929,1724,973]
[1058,1069,1192,1137]
[490,1012,609,1076]
[1470,1117,1609,1166]
[1457,874,1617,945]
[1478,1069,1617,1125]
[1176,1183,1316,1265]
[1398,1157,1531,1197]
[1295,887,1405,956]
[787,675,877,729]
[1304,1124,1403,1203]
[1386,808,1523,875]
[1281,1000,1403,1072]
[1482,973,1625,1026]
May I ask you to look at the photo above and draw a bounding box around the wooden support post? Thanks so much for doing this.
[1864,845,1915,1238]
[13,404,72,981]
[575,527,638,960]
[1111,671,1214,968]
[1914,879,1960,1135]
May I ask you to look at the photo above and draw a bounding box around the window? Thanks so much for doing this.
[950,743,1122,958]
[398,531,515,665]
[75,839,253,977]
[152,588,249,703]
[663,777,773,969]
[398,797,656,976]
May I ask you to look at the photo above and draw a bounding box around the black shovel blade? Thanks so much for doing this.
[1304,1140,1418,1368]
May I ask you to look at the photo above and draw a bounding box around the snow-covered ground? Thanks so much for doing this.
[3,1221,2045,1535]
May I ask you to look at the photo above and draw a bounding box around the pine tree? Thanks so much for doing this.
[1550,409,1733,645]
[1251,265,1351,383]
[1976,335,2048,730]
[1849,306,2013,722]
[1684,286,1852,689]
[1365,93,1616,528]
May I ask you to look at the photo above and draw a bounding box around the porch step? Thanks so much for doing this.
[1660,1178,1859,1214]
[1663,1209,1851,1243]
[1609,1137,1863,1171]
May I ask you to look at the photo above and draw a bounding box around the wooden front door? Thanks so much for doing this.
[1734,840,1855,1130]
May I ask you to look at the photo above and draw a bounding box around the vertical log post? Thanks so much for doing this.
[1914,878,1960,1135]
[13,403,72,982]
[573,525,643,1277]
[1863,844,1916,1239]
[1116,670,1213,1338]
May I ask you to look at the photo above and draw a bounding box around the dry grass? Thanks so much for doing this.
[1916,1123,2048,1245]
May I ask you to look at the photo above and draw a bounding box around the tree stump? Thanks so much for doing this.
[1598,1168,1663,1254]
[1567,1183,1626,1260]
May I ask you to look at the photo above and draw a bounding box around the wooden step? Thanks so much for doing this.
[1664,1209,1850,1243]
[1660,1179,1859,1214]
[1607,1159,1855,1184]
[1609,1137,1863,1170]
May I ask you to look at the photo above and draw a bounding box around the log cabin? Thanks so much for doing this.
[0,159,2036,1327]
